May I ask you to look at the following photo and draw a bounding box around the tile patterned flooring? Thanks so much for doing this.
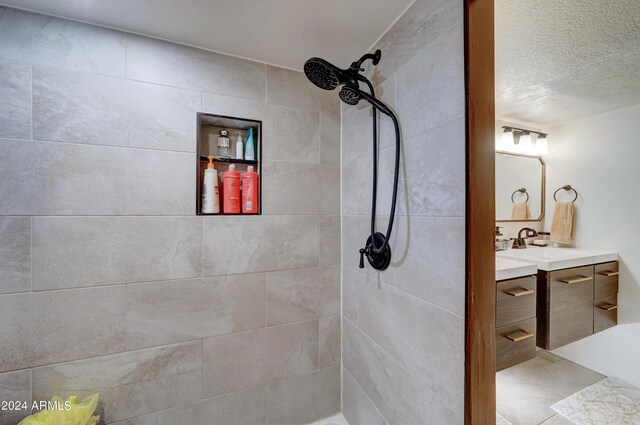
[497,349,605,424]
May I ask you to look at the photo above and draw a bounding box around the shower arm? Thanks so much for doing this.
[358,79,401,256]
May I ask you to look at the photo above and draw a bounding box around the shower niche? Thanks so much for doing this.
[196,112,262,215]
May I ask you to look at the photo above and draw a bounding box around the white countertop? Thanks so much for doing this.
[496,246,618,271]
[496,257,538,281]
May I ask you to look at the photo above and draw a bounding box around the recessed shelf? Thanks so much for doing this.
[196,112,262,216]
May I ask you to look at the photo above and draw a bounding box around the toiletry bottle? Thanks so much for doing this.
[223,164,241,213]
[202,156,220,214]
[244,127,255,161]
[235,131,244,160]
[242,165,259,214]
[218,130,230,158]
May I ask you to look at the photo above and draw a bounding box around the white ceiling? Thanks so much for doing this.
[496,0,640,127]
[0,0,414,71]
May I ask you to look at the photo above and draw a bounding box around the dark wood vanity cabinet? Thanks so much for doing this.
[495,276,537,371]
[537,261,619,350]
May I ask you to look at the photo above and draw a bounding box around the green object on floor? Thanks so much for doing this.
[18,393,99,425]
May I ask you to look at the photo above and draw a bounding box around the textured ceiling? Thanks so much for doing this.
[496,0,640,127]
[0,0,413,71]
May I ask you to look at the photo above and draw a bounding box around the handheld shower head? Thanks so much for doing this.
[339,84,393,116]
[303,57,354,91]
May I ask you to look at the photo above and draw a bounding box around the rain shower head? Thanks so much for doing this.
[303,57,353,91]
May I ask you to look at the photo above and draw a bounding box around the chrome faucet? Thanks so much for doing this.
[512,227,538,249]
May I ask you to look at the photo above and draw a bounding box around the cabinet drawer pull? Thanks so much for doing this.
[597,270,619,277]
[505,330,534,342]
[504,287,534,297]
[558,275,591,284]
[597,302,618,311]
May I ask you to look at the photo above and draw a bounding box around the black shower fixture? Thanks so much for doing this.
[304,50,400,271]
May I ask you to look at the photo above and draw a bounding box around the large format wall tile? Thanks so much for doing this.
[32,342,202,423]
[266,366,340,425]
[126,273,266,348]
[403,118,465,217]
[320,108,341,165]
[0,286,126,372]
[319,215,341,266]
[266,266,340,326]
[319,315,341,368]
[0,60,31,139]
[126,34,265,101]
[0,217,31,294]
[0,7,125,76]
[202,215,318,276]
[32,217,202,290]
[266,66,338,113]
[262,161,320,215]
[0,370,32,425]
[33,67,201,152]
[0,139,194,215]
[395,24,464,140]
[357,280,465,409]
[343,320,462,425]
[126,386,266,425]
[202,320,318,397]
[318,165,341,215]
[391,216,465,316]
[343,368,389,425]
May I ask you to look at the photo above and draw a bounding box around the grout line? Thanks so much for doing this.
[343,367,390,424]
[29,216,33,292]
[29,64,33,141]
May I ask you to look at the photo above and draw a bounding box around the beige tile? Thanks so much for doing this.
[0,60,31,139]
[341,102,373,165]
[343,368,389,425]
[126,34,265,101]
[0,217,31,294]
[263,105,320,163]
[318,165,341,215]
[357,280,465,408]
[395,24,465,140]
[0,286,126,372]
[266,66,338,113]
[342,267,362,323]
[202,320,318,397]
[32,217,202,290]
[267,266,340,326]
[320,108,341,165]
[126,273,266,348]
[33,67,201,152]
[0,7,125,76]
[125,386,265,425]
[319,315,341,368]
[0,370,32,425]
[341,215,394,285]
[33,342,202,423]
[319,215,341,266]
[202,215,318,276]
[541,415,574,425]
[403,118,465,217]
[266,366,340,425]
[343,319,462,424]
[262,161,320,215]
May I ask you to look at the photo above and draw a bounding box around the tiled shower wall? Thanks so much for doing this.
[341,0,466,424]
[0,7,340,425]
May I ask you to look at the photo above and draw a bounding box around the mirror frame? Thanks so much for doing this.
[495,151,546,222]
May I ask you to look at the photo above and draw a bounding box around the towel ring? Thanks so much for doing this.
[511,188,529,203]
[553,185,578,202]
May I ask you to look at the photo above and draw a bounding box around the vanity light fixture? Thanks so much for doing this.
[498,126,548,156]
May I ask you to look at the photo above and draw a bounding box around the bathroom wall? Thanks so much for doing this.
[0,7,341,425]
[340,0,466,423]
[543,103,640,387]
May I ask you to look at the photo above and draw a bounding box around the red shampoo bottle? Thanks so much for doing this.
[223,164,241,213]
[242,165,259,214]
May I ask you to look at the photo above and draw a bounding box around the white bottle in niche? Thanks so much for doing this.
[202,156,220,214]
[235,131,244,160]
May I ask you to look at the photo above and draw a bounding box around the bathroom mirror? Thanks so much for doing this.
[495,152,545,222]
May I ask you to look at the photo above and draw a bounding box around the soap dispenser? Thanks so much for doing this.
[235,131,244,160]
[217,130,230,158]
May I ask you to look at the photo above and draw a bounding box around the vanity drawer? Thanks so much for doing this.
[548,266,594,349]
[595,261,619,299]
[496,318,536,371]
[496,276,537,327]
[594,295,618,333]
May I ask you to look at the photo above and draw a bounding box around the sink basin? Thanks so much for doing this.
[497,247,618,271]
[496,257,537,281]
